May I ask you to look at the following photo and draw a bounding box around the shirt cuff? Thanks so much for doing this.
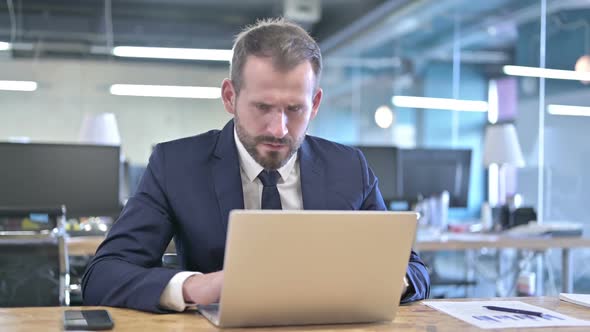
[159,271,202,312]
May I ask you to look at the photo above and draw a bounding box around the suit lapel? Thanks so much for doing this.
[212,120,244,232]
[299,137,327,210]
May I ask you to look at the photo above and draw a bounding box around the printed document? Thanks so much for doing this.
[423,300,590,329]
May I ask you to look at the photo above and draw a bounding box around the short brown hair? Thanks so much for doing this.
[230,17,322,94]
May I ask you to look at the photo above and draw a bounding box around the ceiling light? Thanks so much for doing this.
[0,80,37,91]
[547,104,590,117]
[391,96,488,112]
[0,42,11,51]
[503,65,590,81]
[112,46,233,62]
[487,26,497,36]
[110,84,221,99]
[374,105,394,128]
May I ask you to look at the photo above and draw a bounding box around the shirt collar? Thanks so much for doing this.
[233,128,298,183]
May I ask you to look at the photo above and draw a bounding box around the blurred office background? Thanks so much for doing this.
[0,0,589,305]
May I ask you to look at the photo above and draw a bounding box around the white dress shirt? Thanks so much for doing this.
[159,129,303,311]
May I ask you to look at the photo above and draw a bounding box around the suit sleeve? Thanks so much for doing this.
[355,149,431,303]
[82,145,182,313]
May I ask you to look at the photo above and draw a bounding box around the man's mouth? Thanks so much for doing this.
[261,142,286,150]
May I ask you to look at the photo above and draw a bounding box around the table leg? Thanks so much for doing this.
[562,248,573,293]
[535,251,544,296]
[466,249,475,297]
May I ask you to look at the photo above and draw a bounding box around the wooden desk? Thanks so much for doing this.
[66,236,104,256]
[415,234,590,294]
[66,236,176,256]
[415,233,590,251]
[66,234,590,293]
[2,297,589,332]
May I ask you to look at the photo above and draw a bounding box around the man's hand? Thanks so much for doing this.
[182,271,224,305]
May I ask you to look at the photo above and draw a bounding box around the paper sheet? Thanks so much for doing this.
[423,300,590,329]
[560,293,590,308]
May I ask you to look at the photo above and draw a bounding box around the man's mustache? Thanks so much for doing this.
[255,136,291,145]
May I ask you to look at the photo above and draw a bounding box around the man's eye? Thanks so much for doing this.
[287,105,302,112]
[257,104,271,111]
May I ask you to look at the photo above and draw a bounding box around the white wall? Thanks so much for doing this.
[0,58,232,164]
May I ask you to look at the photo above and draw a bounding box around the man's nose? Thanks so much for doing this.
[267,110,288,138]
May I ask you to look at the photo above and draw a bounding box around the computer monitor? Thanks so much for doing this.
[396,148,471,207]
[0,142,121,218]
[356,146,472,208]
[355,146,398,203]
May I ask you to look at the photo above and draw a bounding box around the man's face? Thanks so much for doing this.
[221,56,322,170]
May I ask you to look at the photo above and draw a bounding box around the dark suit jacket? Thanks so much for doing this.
[82,120,430,313]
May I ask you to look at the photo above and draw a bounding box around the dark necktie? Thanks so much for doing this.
[258,170,282,210]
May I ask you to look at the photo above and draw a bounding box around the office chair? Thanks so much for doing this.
[422,251,478,298]
[0,206,70,307]
[162,253,180,269]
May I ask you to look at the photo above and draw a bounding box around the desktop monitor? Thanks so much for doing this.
[0,142,121,218]
[356,146,472,208]
[396,148,471,207]
[355,146,398,204]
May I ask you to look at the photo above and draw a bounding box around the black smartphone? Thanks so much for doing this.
[63,309,114,330]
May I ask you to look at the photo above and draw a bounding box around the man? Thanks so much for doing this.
[82,18,430,313]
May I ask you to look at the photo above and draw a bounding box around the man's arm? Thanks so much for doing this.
[355,149,431,302]
[400,251,430,303]
[82,145,182,313]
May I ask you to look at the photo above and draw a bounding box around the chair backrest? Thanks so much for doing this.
[0,206,69,307]
[162,253,180,269]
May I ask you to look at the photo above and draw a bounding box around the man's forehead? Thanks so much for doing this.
[242,55,313,74]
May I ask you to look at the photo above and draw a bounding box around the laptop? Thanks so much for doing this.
[198,210,418,328]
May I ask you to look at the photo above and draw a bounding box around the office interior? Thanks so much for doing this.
[0,0,589,308]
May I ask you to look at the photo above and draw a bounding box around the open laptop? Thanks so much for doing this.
[198,210,418,328]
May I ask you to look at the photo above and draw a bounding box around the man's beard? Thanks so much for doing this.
[235,113,304,170]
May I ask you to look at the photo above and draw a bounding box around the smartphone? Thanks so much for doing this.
[63,309,114,330]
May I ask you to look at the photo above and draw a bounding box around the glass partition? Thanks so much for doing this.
[315,0,590,297]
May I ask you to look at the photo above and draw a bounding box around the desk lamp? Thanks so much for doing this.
[78,113,121,146]
[77,113,122,230]
[483,123,525,207]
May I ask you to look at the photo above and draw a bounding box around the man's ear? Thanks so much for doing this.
[310,88,323,120]
[221,79,236,115]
